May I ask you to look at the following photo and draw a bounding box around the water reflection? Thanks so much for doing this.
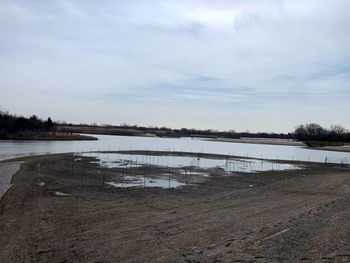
[106,176,185,189]
[78,152,300,173]
[1,134,350,164]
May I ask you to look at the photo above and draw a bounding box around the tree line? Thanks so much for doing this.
[0,110,54,133]
[2,109,349,143]
[60,122,293,139]
[294,123,350,142]
[62,122,350,142]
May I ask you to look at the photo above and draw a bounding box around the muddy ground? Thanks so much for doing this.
[0,161,23,200]
[1,153,350,262]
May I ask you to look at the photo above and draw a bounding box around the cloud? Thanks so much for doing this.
[1,0,350,131]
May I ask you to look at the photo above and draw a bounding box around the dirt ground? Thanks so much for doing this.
[313,145,350,153]
[1,154,350,263]
[205,137,304,147]
[198,137,350,152]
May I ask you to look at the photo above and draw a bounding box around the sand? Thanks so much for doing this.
[205,137,304,146]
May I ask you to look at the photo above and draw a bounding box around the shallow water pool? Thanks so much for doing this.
[78,152,301,173]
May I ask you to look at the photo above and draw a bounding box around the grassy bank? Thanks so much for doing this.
[0,131,97,141]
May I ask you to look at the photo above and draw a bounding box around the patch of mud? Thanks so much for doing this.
[0,161,23,200]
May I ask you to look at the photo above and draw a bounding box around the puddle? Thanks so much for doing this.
[77,152,300,173]
[106,176,185,189]
[54,191,70,196]
[76,152,300,189]
[179,170,210,177]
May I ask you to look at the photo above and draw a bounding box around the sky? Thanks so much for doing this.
[1,0,350,132]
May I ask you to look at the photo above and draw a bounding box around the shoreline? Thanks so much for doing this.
[203,137,304,146]
[1,150,343,166]
[57,125,350,152]
[311,145,350,153]
[0,132,97,141]
[204,137,350,153]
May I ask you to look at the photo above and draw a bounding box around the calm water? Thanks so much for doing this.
[106,177,185,189]
[78,151,300,189]
[1,134,350,164]
[79,152,300,173]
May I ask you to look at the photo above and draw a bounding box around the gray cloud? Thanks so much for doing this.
[1,0,350,132]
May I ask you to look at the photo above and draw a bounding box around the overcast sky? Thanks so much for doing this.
[1,0,350,132]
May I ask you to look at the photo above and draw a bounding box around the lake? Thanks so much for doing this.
[1,134,350,164]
